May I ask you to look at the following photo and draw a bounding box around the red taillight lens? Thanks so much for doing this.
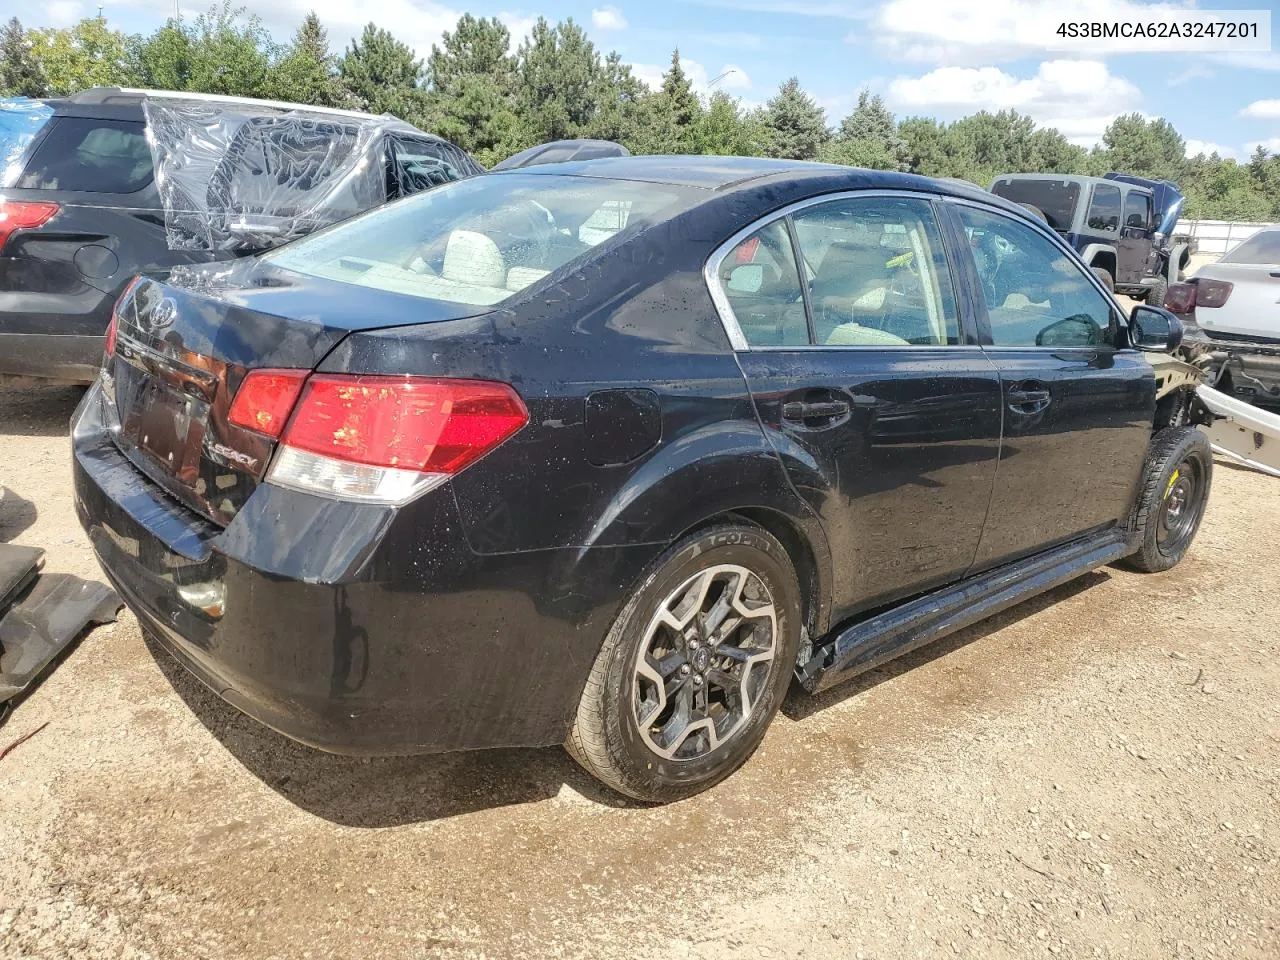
[0,200,59,250]
[1164,282,1197,314]
[104,313,118,358]
[228,369,310,438]
[1196,278,1233,308]
[281,376,528,474]
[105,276,142,359]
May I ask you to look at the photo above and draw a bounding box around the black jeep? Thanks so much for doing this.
[990,173,1194,306]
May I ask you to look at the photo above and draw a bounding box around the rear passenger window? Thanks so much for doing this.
[718,220,809,346]
[957,205,1117,348]
[791,196,960,346]
[16,117,152,193]
[1085,184,1121,232]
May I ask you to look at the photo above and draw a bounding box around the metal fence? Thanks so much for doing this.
[1179,219,1279,256]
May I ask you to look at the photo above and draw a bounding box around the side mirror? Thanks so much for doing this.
[1130,304,1184,353]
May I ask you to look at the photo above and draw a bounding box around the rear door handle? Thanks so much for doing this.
[1007,383,1051,415]
[782,399,851,424]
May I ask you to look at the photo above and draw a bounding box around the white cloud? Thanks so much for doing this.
[1247,138,1280,154]
[590,6,628,31]
[1169,64,1213,86]
[47,1,85,25]
[630,58,751,95]
[888,59,1141,146]
[870,0,1271,65]
[1241,99,1280,119]
[1184,139,1236,159]
[714,64,751,90]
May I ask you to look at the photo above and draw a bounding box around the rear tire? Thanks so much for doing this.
[1121,427,1212,573]
[1145,276,1168,309]
[1092,266,1115,292]
[566,523,801,803]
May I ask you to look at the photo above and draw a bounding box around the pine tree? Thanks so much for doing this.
[424,16,519,164]
[514,18,602,144]
[295,12,328,63]
[266,12,351,107]
[823,89,907,170]
[0,17,44,97]
[760,77,828,160]
[339,23,425,119]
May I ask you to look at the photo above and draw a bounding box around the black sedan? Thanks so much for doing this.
[72,157,1209,801]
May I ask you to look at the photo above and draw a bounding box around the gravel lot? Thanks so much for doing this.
[1,381,1277,960]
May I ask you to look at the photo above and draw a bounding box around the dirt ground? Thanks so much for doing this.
[0,381,1277,960]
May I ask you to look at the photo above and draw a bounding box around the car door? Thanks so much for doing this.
[1117,190,1153,285]
[943,201,1156,572]
[712,192,1003,621]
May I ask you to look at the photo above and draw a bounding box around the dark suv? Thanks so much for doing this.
[989,173,1191,306]
[71,158,1212,802]
[0,88,480,383]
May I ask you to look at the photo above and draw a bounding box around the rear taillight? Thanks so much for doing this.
[262,375,528,505]
[104,313,118,358]
[105,276,142,359]
[1164,282,1197,314]
[1196,278,1233,308]
[0,200,59,250]
[228,369,309,437]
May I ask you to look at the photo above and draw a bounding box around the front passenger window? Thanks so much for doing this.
[957,206,1117,348]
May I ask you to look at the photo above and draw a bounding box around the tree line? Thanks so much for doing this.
[2,4,1277,221]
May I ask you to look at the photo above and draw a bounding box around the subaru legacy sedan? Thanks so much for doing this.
[72,157,1209,802]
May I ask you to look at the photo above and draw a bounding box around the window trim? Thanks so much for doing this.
[704,188,978,352]
[939,195,1131,352]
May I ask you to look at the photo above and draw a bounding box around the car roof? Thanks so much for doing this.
[63,87,388,122]
[492,154,1009,203]
[994,172,1153,196]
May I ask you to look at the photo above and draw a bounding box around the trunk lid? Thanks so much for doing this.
[105,260,491,525]
[1194,263,1280,341]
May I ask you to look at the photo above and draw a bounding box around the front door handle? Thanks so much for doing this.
[1007,382,1051,415]
[782,399,851,426]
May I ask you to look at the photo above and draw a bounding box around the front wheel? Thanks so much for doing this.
[1121,427,1213,573]
[566,524,802,802]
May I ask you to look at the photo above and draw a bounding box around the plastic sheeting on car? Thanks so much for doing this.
[143,100,414,254]
[0,97,54,188]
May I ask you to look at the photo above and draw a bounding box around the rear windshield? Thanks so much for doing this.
[1221,230,1280,265]
[990,179,1079,231]
[16,116,152,193]
[265,173,698,305]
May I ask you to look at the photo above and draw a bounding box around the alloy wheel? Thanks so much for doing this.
[631,564,777,762]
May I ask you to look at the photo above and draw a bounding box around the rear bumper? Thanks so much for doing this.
[72,382,653,754]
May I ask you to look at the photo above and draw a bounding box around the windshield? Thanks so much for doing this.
[265,173,698,306]
[1221,230,1280,266]
[990,179,1080,232]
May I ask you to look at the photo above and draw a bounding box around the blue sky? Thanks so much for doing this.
[22,0,1280,156]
